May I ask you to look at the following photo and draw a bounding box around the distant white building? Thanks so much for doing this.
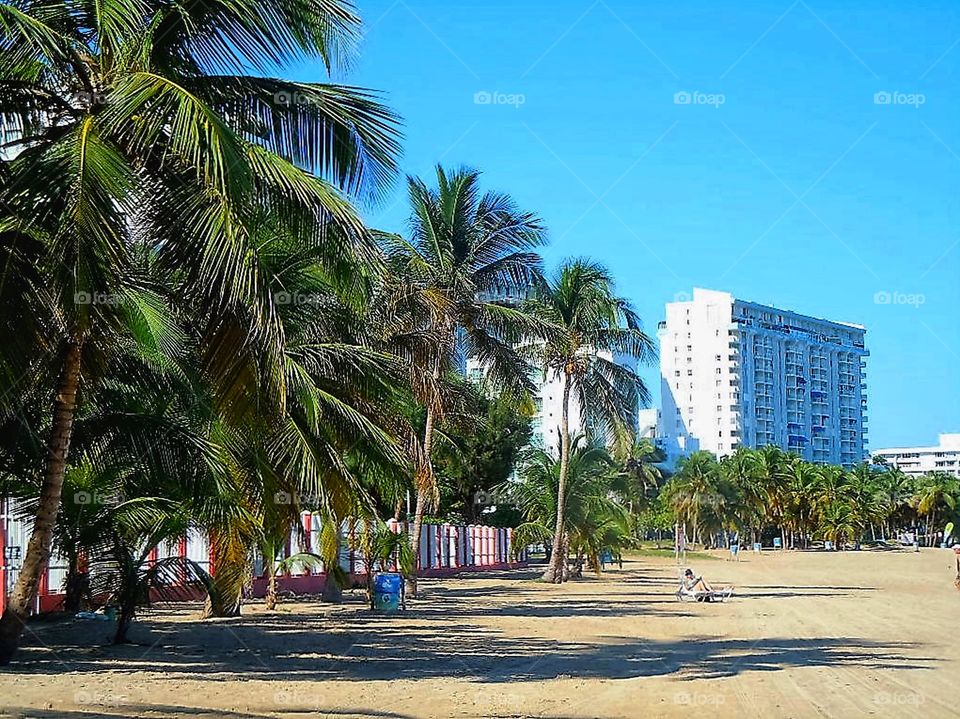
[657,288,868,467]
[637,408,659,439]
[873,434,960,477]
[525,349,634,456]
[468,347,642,456]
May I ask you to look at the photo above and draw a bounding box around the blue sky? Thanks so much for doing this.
[295,0,959,449]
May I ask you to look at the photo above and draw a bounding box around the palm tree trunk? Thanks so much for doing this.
[114,607,135,644]
[543,373,572,584]
[322,529,344,603]
[0,337,82,665]
[63,552,86,614]
[264,561,278,611]
[407,399,437,599]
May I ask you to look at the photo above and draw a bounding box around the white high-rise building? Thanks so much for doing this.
[872,434,960,477]
[468,348,637,456]
[657,288,868,467]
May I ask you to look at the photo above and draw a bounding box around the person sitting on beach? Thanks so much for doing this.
[682,568,734,601]
[682,568,711,592]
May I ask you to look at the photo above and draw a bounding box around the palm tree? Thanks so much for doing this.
[750,445,790,549]
[524,259,655,582]
[876,466,914,539]
[780,456,821,548]
[844,463,886,544]
[0,0,400,661]
[382,165,546,596]
[612,437,666,512]
[663,451,726,547]
[913,473,960,546]
[510,438,627,578]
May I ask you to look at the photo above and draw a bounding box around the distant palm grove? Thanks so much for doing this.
[0,0,957,670]
[660,448,958,551]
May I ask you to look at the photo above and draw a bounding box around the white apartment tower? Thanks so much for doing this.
[873,434,960,477]
[658,289,868,466]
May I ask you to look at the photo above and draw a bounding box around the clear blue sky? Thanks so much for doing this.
[293,0,959,449]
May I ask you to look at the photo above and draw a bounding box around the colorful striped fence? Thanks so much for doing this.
[0,501,526,615]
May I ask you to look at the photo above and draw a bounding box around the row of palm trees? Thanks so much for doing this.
[0,0,656,663]
[509,438,664,580]
[663,447,960,550]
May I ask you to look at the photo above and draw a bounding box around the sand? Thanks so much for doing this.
[1,547,957,718]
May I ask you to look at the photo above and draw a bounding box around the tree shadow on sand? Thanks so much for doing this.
[3,564,936,687]
[7,610,936,684]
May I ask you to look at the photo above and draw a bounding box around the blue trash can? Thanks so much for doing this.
[373,572,403,612]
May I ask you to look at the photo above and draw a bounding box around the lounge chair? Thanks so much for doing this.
[675,580,734,603]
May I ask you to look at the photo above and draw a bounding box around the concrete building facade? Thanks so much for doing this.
[872,434,960,477]
[658,288,868,467]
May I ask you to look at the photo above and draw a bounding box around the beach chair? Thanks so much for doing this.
[675,578,734,603]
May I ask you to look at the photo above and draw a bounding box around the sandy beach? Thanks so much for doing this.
[1,548,957,718]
